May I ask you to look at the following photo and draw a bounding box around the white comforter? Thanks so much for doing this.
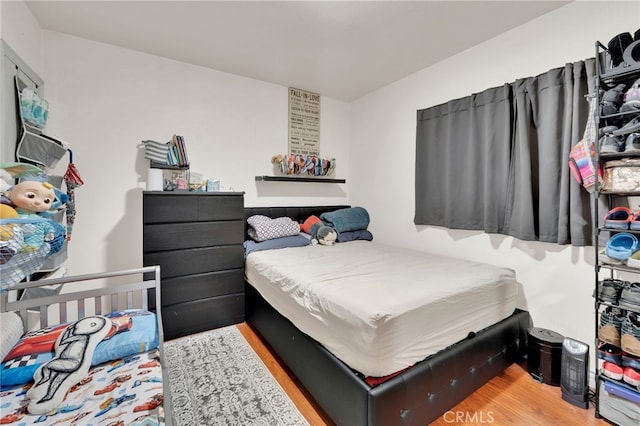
[245,241,520,377]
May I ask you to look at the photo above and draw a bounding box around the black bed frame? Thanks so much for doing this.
[244,206,531,426]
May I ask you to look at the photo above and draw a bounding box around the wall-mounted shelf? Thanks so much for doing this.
[149,161,189,170]
[255,175,345,184]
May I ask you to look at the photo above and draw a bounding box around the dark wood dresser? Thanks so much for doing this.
[142,191,245,340]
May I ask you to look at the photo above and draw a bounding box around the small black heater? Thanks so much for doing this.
[561,337,590,409]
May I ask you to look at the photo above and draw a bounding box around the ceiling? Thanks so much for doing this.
[25,1,571,101]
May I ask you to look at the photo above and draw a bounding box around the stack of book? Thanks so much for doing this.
[144,134,189,168]
[167,134,189,167]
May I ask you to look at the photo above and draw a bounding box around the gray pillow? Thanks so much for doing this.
[247,215,300,242]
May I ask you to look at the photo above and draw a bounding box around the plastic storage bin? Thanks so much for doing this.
[599,380,640,426]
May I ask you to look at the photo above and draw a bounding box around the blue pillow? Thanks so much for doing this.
[337,229,374,243]
[97,310,159,365]
[244,234,310,257]
[1,310,158,389]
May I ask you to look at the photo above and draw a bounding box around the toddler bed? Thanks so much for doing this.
[243,205,531,426]
[0,266,173,425]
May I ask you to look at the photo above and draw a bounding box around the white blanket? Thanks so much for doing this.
[246,241,520,377]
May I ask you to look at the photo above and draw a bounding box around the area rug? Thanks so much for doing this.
[164,325,309,426]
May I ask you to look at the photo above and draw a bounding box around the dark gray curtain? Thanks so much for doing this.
[414,85,512,233]
[415,59,595,246]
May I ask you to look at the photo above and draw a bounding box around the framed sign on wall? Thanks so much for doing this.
[288,87,320,156]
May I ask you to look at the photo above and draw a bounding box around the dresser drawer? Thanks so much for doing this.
[149,269,244,308]
[160,294,245,340]
[143,193,244,223]
[143,194,198,223]
[144,245,243,279]
[198,195,244,221]
[144,221,244,252]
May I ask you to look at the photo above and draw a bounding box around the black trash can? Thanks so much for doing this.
[527,327,564,386]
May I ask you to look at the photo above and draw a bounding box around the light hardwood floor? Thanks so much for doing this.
[237,322,611,426]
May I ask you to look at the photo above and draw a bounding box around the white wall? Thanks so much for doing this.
[350,0,640,367]
[37,31,350,276]
[0,0,43,76]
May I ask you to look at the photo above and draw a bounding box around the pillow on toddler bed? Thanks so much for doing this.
[0,309,158,389]
[27,315,111,415]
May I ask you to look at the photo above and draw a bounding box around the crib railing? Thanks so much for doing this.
[1,266,162,338]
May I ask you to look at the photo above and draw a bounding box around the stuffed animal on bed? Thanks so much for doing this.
[313,225,338,246]
[306,219,338,246]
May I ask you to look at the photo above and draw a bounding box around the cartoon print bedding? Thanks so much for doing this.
[0,310,165,425]
[0,350,164,425]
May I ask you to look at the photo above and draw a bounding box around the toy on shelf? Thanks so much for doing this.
[0,163,66,290]
[271,154,336,177]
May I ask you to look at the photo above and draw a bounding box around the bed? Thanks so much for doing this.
[0,266,173,426]
[243,205,531,426]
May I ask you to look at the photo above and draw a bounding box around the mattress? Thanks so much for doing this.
[245,241,520,377]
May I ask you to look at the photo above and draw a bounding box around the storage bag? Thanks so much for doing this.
[602,158,640,192]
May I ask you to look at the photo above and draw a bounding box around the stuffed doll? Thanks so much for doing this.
[2,180,56,213]
[1,180,61,252]
[38,187,69,219]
